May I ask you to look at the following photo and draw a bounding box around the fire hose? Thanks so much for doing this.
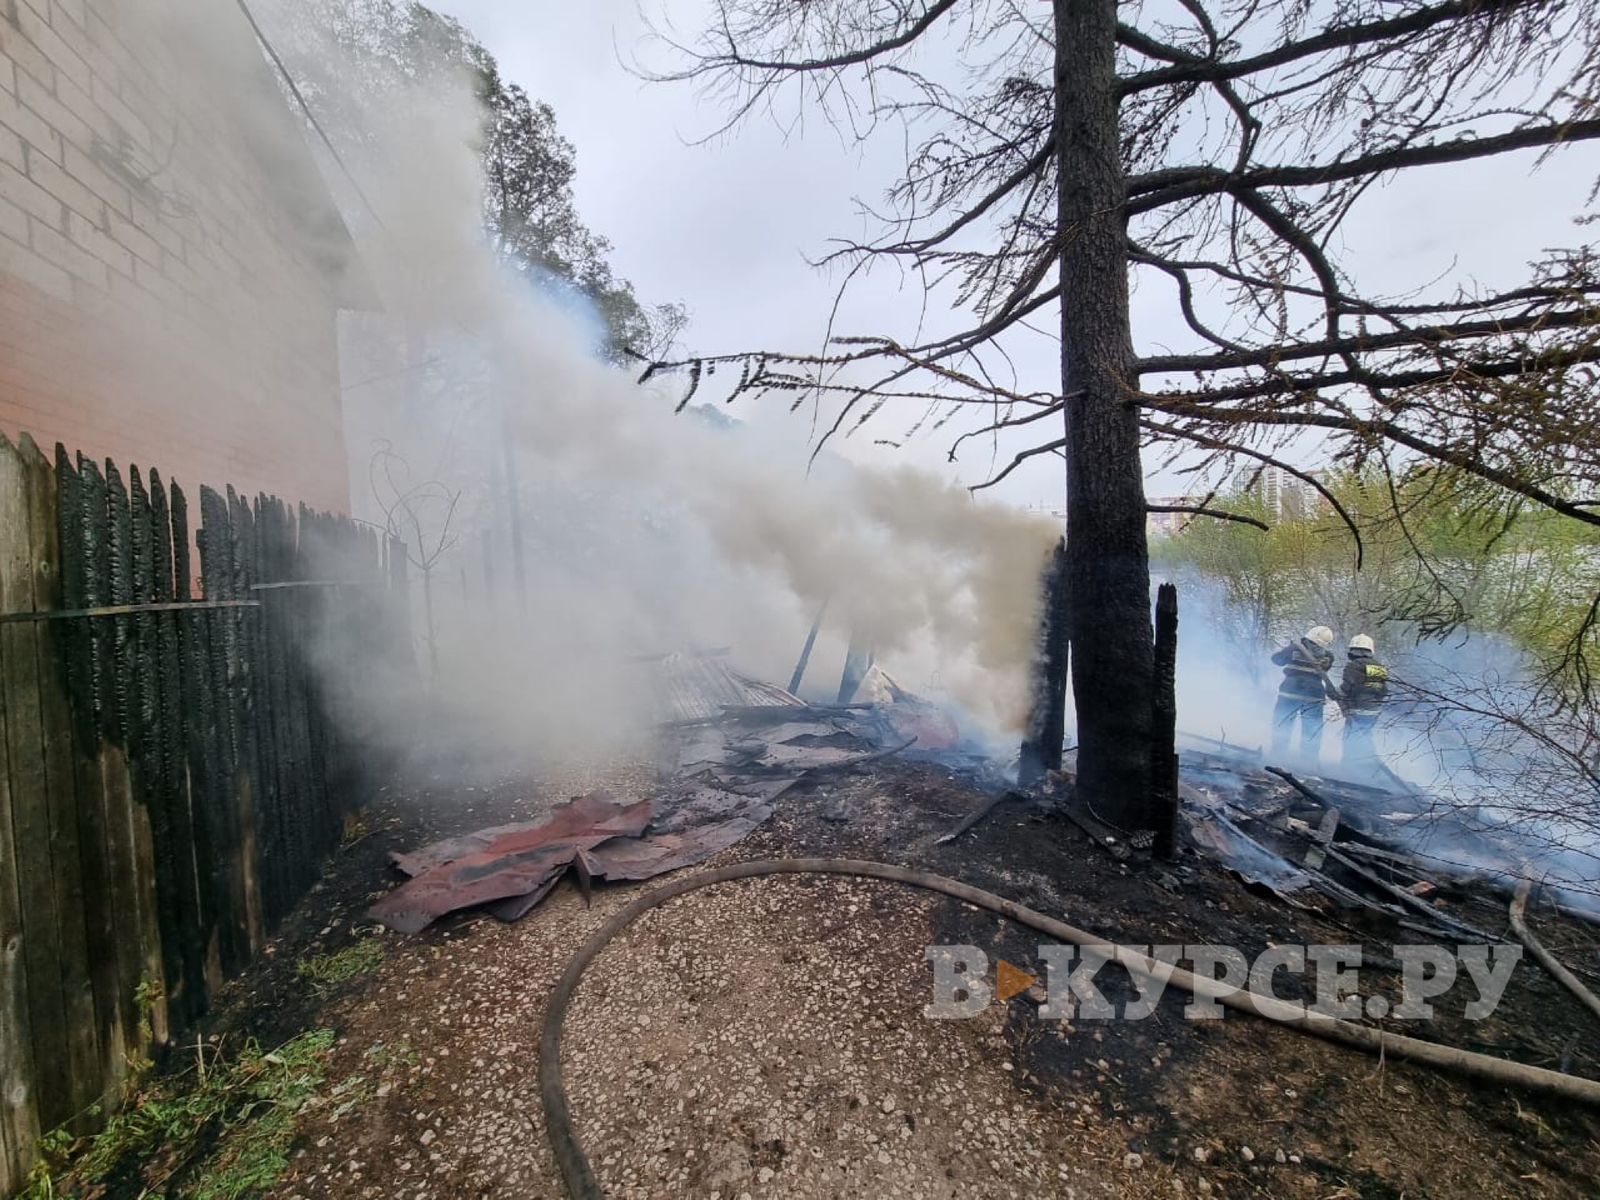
[540,857,1600,1200]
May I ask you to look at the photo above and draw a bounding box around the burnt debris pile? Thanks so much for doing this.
[368,651,969,932]
[1175,734,1599,934]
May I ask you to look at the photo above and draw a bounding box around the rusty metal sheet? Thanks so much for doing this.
[585,810,773,881]
[369,793,653,933]
[388,791,647,876]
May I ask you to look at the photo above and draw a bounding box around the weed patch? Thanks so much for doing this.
[296,938,385,993]
[22,1029,336,1200]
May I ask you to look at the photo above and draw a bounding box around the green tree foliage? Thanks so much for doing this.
[279,0,686,362]
[1155,473,1600,702]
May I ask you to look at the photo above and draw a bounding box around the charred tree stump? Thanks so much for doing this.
[1019,538,1069,787]
[1151,582,1180,858]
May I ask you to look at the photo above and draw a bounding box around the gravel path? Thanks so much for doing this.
[276,846,1153,1198]
[262,759,1600,1199]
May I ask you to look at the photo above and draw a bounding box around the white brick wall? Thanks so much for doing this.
[0,0,356,516]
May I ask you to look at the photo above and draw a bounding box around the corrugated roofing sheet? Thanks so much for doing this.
[655,651,803,723]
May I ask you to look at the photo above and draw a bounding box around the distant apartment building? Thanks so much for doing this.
[1246,465,1330,521]
[0,0,363,513]
[1144,499,1186,537]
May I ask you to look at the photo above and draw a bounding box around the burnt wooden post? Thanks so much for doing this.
[836,631,872,704]
[787,601,827,696]
[1151,581,1180,859]
[1019,537,1070,787]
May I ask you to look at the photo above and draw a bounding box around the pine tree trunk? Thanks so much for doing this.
[1053,0,1155,826]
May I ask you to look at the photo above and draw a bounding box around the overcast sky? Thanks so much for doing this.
[435,0,1596,511]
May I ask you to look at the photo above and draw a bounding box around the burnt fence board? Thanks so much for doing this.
[130,467,189,1026]
[0,435,73,1133]
[0,437,41,1196]
[56,447,124,1103]
[152,471,211,1017]
[19,435,100,1123]
[0,437,404,1192]
[75,456,150,1071]
[226,491,265,955]
[193,485,241,977]
[106,462,170,1052]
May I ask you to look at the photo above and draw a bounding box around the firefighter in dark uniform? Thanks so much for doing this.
[1270,625,1336,762]
[1339,633,1388,775]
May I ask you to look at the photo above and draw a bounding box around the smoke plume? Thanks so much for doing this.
[216,1,1062,771]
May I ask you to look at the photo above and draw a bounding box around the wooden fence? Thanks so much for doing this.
[0,433,409,1194]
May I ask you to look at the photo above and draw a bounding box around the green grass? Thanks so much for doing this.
[21,1029,336,1200]
[295,938,386,992]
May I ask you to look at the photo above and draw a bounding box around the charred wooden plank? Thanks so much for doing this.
[76,459,146,1061]
[153,472,211,1010]
[0,437,41,1191]
[55,447,125,1103]
[18,436,99,1118]
[227,493,264,952]
[193,487,241,975]
[130,468,191,1023]
[105,462,168,1050]
[934,790,1023,846]
[0,434,72,1129]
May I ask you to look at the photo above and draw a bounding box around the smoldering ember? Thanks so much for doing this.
[2,3,1600,1199]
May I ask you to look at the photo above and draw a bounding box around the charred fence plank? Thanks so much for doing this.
[194,487,242,976]
[106,462,168,1050]
[130,468,191,1025]
[0,435,71,1131]
[55,447,125,1106]
[0,437,42,1193]
[18,435,100,1120]
[77,458,150,1063]
[227,492,264,952]
[151,471,209,1011]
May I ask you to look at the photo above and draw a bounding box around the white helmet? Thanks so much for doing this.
[1306,625,1334,649]
[1350,633,1375,653]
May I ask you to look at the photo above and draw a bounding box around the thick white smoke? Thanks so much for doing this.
[235,2,1060,769]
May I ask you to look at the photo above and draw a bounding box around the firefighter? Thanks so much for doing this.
[1339,633,1389,775]
[1270,625,1336,762]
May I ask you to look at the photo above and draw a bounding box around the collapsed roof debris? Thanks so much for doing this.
[369,792,654,933]
[651,649,800,724]
[1176,735,1600,933]
[369,655,950,932]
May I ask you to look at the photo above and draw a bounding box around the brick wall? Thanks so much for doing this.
[0,0,356,516]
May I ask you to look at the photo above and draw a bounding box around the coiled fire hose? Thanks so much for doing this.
[539,858,1600,1200]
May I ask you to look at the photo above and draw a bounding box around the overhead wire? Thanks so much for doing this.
[231,0,387,232]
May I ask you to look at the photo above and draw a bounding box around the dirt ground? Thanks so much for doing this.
[183,753,1600,1200]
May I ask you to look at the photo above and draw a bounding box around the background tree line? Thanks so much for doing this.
[1156,471,1600,847]
[1155,471,1600,700]
[281,0,687,362]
